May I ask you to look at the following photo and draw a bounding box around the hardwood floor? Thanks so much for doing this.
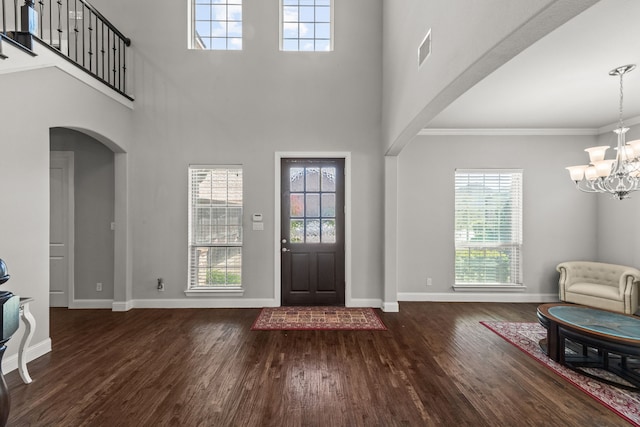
[4,303,630,426]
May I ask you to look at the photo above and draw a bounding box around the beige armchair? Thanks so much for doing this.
[557,261,640,315]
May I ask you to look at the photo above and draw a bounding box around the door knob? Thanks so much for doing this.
[282,239,287,244]
[282,248,290,252]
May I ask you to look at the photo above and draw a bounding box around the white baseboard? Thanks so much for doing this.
[124,298,279,309]
[398,292,559,303]
[348,298,383,308]
[70,299,113,309]
[2,338,52,375]
[382,302,400,312]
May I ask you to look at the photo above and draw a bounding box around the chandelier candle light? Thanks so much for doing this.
[566,64,640,200]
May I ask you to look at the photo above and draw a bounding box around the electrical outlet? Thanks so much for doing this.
[96,282,103,292]
[426,277,433,287]
[157,278,165,292]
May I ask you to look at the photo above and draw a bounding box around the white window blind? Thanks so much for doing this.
[454,169,523,286]
[188,166,243,288]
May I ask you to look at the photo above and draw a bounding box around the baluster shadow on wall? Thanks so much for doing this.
[0,0,132,99]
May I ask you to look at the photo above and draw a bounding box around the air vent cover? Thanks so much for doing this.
[419,29,431,66]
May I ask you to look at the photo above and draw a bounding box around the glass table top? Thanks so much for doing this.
[548,306,640,340]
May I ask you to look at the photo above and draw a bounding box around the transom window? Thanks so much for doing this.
[191,0,242,50]
[454,169,523,287]
[281,0,332,51]
[188,166,243,288]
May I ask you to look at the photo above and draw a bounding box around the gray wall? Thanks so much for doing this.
[397,134,598,299]
[89,0,385,303]
[51,128,115,300]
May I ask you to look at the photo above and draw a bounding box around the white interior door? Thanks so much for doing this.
[50,152,74,307]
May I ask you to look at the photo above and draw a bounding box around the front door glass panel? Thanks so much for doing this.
[289,166,336,244]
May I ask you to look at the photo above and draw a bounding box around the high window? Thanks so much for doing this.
[188,166,243,289]
[191,0,242,50]
[454,170,523,289]
[281,0,332,51]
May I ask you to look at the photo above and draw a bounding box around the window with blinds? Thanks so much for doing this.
[188,166,243,289]
[454,169,523,286]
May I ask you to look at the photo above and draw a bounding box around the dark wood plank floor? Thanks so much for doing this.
[4,302,631,426]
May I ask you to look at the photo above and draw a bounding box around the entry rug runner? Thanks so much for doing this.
[481,321,640,426]
[252,307,387,331]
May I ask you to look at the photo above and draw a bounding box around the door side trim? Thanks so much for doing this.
[50,151,75,308]
[275,152,352,307]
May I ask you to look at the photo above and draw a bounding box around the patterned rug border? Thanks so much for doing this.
[251,307,387,331]
[481,321,639,427]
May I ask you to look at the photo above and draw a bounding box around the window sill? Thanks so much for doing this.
[185,287,245,297]
[453,284,526,292]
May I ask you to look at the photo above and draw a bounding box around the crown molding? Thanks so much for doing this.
[417,128,599,136]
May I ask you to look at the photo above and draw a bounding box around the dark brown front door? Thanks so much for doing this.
[281,158,345,306]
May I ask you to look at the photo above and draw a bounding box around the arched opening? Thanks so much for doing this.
[49,127,128,309]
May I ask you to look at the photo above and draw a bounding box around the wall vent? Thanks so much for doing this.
[419,29,431,67]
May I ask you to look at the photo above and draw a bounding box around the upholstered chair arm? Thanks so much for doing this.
[556,263,570,300]
[619,269,640,294]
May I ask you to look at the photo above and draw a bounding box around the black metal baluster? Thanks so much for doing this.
[2,0,6,35]
[56,0,61,50]
[112,31,116,86]
[48,0,52,46]
[66,0,69,56]
[13,0,17,36]
[72,0,77,61]
[100,20,104,80]
[122,36,127,93]
[37,0,43,39]
[87,8,91,71]
[80,1,84,66]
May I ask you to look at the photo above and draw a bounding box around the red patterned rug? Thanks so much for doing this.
[482,322,640,426]
[251,307,387,331]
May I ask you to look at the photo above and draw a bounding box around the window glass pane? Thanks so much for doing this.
[192,1,242,50]
[321,193,335,217]
[290,194,304,217]
[283,6,299,21]
[306,193,320,217]
[315,23,330,39]
[196,21,212,37]
[321,219,336,243]
[290,167,304,191]
[283,24,299,39]
[299,6,315,22]
[306,168,320,191]
[290,219,304,243]
[321,167,335,191]
[281,0,331,51]
[316,6,330,22]
[306,219,320,243]
[315,39,330,51]
[283,39,299,51]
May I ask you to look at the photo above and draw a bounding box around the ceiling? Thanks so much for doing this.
[426,0,640,131]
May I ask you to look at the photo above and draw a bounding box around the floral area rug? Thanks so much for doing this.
[481,321,640,426]
[251,307,387,331]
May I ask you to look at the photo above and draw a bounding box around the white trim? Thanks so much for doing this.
[50,151,75,309]
[452,284,527,292]
[274,152,352,307]
[2,338,52,375]
[349,298,382,308]
[185,288,245,297]
[69,299,113,309]
[598,115,640,134]
[126,298,277,309]
[398,292,559,303]
[418,128,599,136]
[382,302,399,312]
[112,300,134,312]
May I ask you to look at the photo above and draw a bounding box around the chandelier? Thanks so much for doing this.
[565,64,640,200]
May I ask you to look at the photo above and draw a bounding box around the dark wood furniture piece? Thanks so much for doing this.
[537,303,640,391]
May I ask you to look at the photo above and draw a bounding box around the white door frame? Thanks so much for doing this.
[274,151,352,307]
[50,151,75,307]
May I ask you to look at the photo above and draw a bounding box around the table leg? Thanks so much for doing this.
[18,302,35,384]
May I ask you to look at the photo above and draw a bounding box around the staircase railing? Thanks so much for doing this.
[1,0,131,99]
